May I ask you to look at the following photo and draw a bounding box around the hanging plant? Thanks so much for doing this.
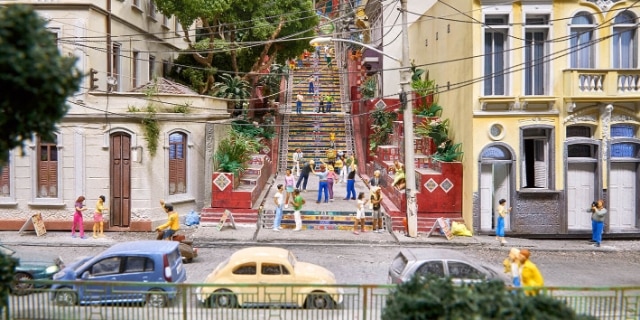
[141,106,160,157]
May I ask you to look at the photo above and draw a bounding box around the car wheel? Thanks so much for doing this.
[305,291,334,309]
[146,289,167,308]
[55,288,78,306]
[208,289,237,308]
[11,272,34,296]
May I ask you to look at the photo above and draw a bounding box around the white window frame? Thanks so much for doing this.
[520,126,554,190]
[112,42,122,91]
[133,50,140,88]
[482,12,511,96]
[148,0,157,20]
[612,11,638,69]
[568,11,597,69]
[29,134,65,206]
[523,12,551,96]
[164,129,194,204]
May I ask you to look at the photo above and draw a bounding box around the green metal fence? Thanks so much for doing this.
[5,280,640,320]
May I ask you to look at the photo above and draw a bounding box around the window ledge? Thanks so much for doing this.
[518,189,561,194]
[166,194,195,205]
[131,4,143,13]
[0,200,18,207]
[28,200,66,208]
[162,24,170,30]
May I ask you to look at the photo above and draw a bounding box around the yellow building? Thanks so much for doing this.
[410,0,639,236]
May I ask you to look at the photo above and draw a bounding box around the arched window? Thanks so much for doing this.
[570,12,595,68]
[168,132,187,195]
[613,11,637,68]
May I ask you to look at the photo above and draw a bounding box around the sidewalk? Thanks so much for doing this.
[3,226,640,252]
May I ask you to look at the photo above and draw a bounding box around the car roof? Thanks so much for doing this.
[399,248,472,263]
[230,247,290,262]
[103,240,179,255]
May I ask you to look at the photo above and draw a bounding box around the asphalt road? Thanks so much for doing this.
[12,243,640,287]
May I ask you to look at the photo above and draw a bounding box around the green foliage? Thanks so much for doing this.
[369,106,398,152]
[172,102,191,114]
[127,105,141,112]
[0,4,82,164]
[213,73,252,114]
[383,275,597,320]
[415,118,463,162]
[410,62,439,117]
[141,112,160,157]
[360,77,377,99]
[213,130,260,176]
[256,64,286,102]
[0,251,17,311]
[415,102,443,117]
[154,0,318,90]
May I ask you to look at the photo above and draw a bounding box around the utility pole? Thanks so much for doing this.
[399,0,418,237]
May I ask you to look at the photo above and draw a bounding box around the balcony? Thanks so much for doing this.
[563,69,640,102]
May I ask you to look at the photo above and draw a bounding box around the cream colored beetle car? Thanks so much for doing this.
[197,247,343,309]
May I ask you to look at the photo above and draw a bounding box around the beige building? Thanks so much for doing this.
[0,1,229,231]
[404,0,640,236]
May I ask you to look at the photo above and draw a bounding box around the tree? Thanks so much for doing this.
[213,73,252,116]
[0,4,82,164]
[382,276,597,320]
[155,0,318,93]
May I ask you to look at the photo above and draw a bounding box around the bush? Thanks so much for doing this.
[382,276,597,320]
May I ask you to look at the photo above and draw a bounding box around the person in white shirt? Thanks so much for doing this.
[292,148,303,177]
[272,184,284,231]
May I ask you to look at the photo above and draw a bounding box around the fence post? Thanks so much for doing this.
[362,285,369,320]
[181,283,188,320]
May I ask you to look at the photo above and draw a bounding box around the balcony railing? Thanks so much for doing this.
[564,69,640,99]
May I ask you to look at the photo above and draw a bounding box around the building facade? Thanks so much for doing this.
[0,1,229,231]
[407,0,640,236]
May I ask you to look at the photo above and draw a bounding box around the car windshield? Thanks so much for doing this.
[0,244,15,256]
[287,251,297,269]
[390,253,408,275]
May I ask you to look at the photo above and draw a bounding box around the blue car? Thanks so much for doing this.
[0,244,63,296]
[51,240,187,308]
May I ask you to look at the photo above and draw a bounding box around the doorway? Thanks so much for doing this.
[110,132,132,227]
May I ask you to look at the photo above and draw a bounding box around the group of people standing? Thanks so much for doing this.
[502,248,545,295]
[70,195,108,239]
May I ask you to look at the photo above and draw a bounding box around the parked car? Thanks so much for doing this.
[0,244,63,296]
[51,240,187,308]
[388,248,509,285]
[196,247,343,309]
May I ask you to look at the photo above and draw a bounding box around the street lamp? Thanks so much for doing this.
[309,0,418,238]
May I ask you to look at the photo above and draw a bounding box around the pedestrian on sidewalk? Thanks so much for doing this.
[517,249,544,296]
[292,148,303,177]
[344,163,357,200]
[311,163,329,203]
[326,164,338,201]
[295,91,304,114]
[342,154,354,183]
[370,187,383,232]
[367,170,381,188]
[284,169,295,208]
[295,160,314,192]
[496,199,511,246]
[272,184,284,231]
[326,147,336,165]
[92,195,108,238]
[290,189,305,231]
[71,196,88,239]
[590,199,607,247]
[353,192,368,235]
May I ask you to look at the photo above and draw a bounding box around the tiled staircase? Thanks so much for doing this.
[260,209,390,232]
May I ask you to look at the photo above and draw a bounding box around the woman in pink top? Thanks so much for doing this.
[284,169,296,209]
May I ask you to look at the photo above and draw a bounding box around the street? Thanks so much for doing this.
[13,243,640,287]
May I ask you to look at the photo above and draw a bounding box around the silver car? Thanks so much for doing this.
[388,248,509,285]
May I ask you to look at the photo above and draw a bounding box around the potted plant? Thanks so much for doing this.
[415,118,463,162]
[410,63,438,115]
[369,104,398,154]
[213,130,260,187]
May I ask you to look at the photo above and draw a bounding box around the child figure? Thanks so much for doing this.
[353,192,369,235]
[92,195,108,238]
[502,247,521,287]
[496,198,511,245]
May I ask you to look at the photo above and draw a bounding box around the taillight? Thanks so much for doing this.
[163,254,172,282]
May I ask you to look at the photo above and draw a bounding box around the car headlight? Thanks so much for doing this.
[45,265,60,275]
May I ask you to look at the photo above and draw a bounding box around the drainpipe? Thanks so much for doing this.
[107,0,112,77]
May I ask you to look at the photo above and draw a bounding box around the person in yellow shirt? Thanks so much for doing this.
[518,249,544,296]
[156,201,179,240]
[92,195,108,238]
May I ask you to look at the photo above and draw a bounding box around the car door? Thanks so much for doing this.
[445,260,487,285]
[110,256,156,303]
[411,260,446,282]
[81,256,122,304]
[258,262,293,306]
[230,263,259,305]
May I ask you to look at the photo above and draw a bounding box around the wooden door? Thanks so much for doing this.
[609,162,637,230]
[110,133,131,227]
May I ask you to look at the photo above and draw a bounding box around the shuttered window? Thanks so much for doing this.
[0,162,9,197]
[38,137,58,198]
[168,132,186,195]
